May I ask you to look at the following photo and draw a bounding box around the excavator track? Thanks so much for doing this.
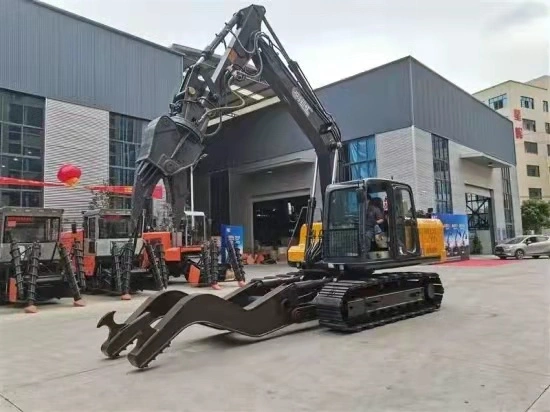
[314,271,444,332]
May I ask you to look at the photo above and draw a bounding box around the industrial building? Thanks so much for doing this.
[192,57,523,254]
[0,0,184,226]
[473,76,550,203]
[1,0,522,255]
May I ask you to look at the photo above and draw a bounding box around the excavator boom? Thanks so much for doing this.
[131,4,341,235]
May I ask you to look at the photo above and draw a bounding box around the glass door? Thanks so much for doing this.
[391,184,421,258]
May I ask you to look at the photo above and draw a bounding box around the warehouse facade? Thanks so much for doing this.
[0,0,184,226]
[193,57,523,253]
[1,0,522,254]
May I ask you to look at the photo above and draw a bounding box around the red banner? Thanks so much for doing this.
[87,185,164,199]
[0,178,163,199]
[0,177,66,187]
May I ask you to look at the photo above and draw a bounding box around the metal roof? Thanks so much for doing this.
[30,0,183,57]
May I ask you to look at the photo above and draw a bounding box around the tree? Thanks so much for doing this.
[88,179,112,210]
[521,199,550,234]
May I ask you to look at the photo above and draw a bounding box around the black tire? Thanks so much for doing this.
[499,256,507,260]
[515,249,525,260]
[532,255,540,259]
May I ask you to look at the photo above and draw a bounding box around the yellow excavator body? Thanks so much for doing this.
[287,218,446,267]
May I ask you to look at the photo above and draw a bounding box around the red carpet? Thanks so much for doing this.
[438,259,519,267]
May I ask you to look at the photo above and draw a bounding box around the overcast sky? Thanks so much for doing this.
[42,0,549,93]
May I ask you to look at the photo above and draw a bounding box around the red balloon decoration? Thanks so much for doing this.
[57,164,82,187]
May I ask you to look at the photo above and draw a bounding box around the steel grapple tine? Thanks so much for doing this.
[126,282,321,369]
[97,289,189,359]
[97,311,120,334]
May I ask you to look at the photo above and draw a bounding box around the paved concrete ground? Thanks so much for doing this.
[0,259,549,412]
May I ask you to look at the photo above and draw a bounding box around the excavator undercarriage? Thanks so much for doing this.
[98,267,443,368]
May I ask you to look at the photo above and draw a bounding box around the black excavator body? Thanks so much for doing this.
[96,5,446,369]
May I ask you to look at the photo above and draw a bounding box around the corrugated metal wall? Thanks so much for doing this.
[0,0,182,120]
[410,59,515,165]
[43,99,109,229]
[200,59,413,172]
[375,127,435,212]
[412,127,437,212]
[376,127,416,186]
[202,56,516,173]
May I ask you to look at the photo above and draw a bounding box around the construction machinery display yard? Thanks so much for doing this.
[0,4,548,412]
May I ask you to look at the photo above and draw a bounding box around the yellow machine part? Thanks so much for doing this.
[417,218,446,262]
[287,218,445,266]
[287,222,323,267]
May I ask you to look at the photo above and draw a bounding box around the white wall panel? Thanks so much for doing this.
[44,99,109,229]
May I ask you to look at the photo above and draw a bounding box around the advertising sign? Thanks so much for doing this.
[512,108,523,139]
[432,214,470,261]
[220,224,244,264]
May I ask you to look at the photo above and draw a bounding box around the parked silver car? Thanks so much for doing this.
[494,235,550,259]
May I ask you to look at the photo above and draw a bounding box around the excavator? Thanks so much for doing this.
[96,4,445,369]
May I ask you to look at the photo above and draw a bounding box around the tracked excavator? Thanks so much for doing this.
[97,4,445,369]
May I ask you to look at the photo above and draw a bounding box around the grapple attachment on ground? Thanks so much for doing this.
[97,270,331,366]
[97,269,443,369]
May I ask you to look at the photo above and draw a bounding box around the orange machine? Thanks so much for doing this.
[143,210,245,289]
[142,211,209,284]
[61,209,168,298]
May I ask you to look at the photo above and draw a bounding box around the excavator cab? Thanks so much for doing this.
[0,207,84,311]
[82,209,143,258]
[321,178,424,270]
[75,209,168,297]
[182,211,207,247]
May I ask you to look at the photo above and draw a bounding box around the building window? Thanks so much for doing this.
[520,96,535,109]
[501,167,515,238]
[108,113,149,209]
[545,122,550,134]
[543,100,548,112]
[526,165,540,177]
[524,141,538,154]
[340,135,377,180]
[528,188,542,199]
[0,89,45,207]
[547,144,550,156]
[522,119,536,132]
[432,134,453,214]
[488,94,507,110]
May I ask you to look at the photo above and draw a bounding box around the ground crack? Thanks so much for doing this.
[0,392,24,412]
[525,384,550,412]
[4,361,122,391]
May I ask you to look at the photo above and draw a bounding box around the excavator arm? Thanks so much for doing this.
[132,5,342,241]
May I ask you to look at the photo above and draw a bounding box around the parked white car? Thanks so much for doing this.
[494,235,550,259]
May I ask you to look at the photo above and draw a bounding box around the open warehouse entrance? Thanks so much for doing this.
[253,195,309,249]
[465,189,496,254]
